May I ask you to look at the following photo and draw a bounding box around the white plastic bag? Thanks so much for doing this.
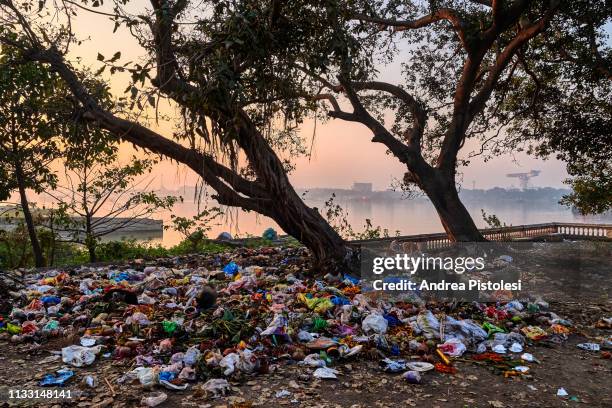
[438,338,467,357]
[61,345,100,367]
[236,349,257,373]
[416,310,440,339]
[202,378,231,397]
[362,313,388,334]
[313,367,339,379]
[219,353,239,375]
[183,346,201,366]
[141,392,167,407]
[300,353,326,367]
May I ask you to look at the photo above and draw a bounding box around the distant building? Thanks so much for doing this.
[352,182,373,193]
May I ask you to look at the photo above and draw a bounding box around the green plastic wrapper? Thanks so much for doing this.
[162,320,179,334]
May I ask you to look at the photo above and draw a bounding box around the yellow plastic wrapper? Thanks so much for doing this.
[297,293,334,313]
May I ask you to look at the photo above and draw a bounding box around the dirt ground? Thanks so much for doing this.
[1,301,610,408]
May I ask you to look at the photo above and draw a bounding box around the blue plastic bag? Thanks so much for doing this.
[158,371,176,382]
[40,369,74,386]
[223,261,240,276]
[41,296,61,306]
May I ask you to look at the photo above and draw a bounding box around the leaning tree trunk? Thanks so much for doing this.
[417,169,486,242]
[30,47,351,271]
[266,189,349,270]
[15,166,45,267]
[234,113,350,270]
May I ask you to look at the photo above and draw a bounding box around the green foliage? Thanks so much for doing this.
[490,0,612,213]
[166,207,224,251]
[54,134,180,261]
[480,210,508,229]
[93,240,169,263]
[0,233,234,269]
[0,45,63,197]
[560,159,612,215]
[323,194,399,240]
[480,209,513,240]
[0,223,32,269]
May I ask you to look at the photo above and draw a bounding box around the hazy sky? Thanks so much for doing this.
[68,1,569,193]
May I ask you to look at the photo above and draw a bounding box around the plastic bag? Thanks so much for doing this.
[521,325,548,340]
[162,320,179,334]
[275,389,291,398]
[224,276,257,293]
[179,366,196,381]
[126,312,151,326]
[138,293,156,305]
[136,367,158,389]
[577,343,600,351]
[236,349,257,373]
[158,338,173,353]
[116,367,158,389]
[313,367,339,379]
[223,261,240,276]
[492,332,525,348]
[297,330,315,342]
[260,314,288,336]
[83,375,96,388]
[80,336,97,347]
[444,316,487,345]
[183,346,201,366]
[416,310,440,339]
[202,378,231,397]
[381,358,407,373]
[493,344,507,354]
[509,342,524,353]
[219,353,240,375]
[61,345,100,367]
[141,392,167,407]
[42,320,59,332]
[300,354,326,367]
[39,369,74,386]
[438,338,467,357]
[298,294,334,314]
[405,361,434,372]
[160,380,188,390]
[362,313,388,334]
[521,353,535,362]
[403,370,422,384]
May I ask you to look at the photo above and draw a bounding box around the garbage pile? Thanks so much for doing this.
[0,246,610,401]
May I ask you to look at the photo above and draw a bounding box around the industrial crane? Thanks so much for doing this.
[506,170,541,190]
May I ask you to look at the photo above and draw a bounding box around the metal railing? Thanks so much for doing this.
[351,222,612,247]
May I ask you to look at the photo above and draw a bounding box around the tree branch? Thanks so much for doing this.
[20,47,270,214]
[351,81,427,150]
[353,8,474,54]
[438,0,559,171]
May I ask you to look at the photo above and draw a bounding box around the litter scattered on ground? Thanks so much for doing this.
[0,245,609,404]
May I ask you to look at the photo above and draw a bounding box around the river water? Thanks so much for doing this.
[112,195,612,247]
